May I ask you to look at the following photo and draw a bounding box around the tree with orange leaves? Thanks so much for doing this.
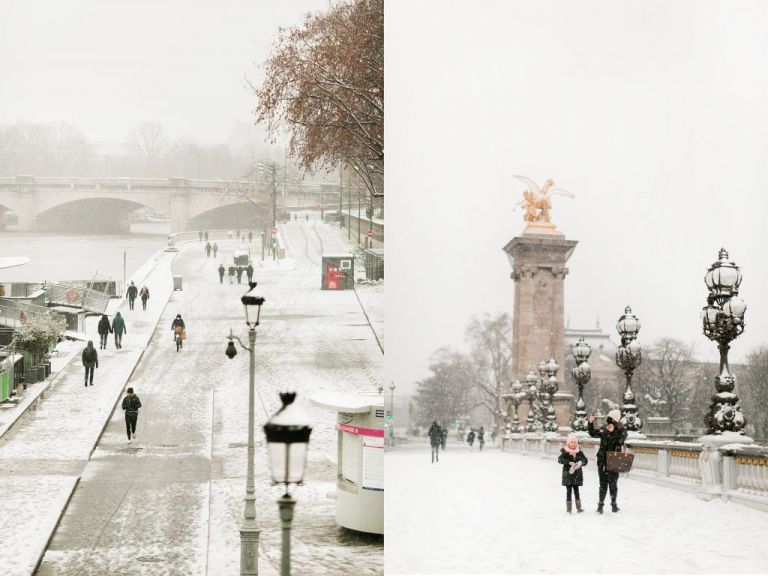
[253,0,383,199]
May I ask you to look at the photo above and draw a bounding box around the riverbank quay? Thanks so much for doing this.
[0,248,175,576]
[37,220,383,575]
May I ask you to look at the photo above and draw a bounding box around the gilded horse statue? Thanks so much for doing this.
[514,175,574,223]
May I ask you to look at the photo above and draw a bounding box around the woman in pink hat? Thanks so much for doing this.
[557,433,588,513]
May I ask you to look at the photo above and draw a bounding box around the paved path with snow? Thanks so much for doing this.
[35,221,383,576]
[386,444,768,575]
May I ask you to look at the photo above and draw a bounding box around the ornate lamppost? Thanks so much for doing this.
[224,282,265,576]
[701,248,749,436]
[536,360,549,428]
[570,337,591,432]
[502,380,525,434]
[543,356,560,433]
[524,370,539,433]
[615,306,643,435]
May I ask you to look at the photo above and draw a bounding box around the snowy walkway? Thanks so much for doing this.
[386,444,768,575]
[0,249,174,576]
[36,221,383,575]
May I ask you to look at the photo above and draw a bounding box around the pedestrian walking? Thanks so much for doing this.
[205,242,212,258]
[491,429,498,445]
[477,426,486,451]
[81,340,98,387]
[558,433,588,513]
[126,281,138,310]
[139,285,150,310]
[97,314,112,349]
[246,263,254,284]
[236,265,244,284]
[204,230,209,242]
[248,230,253,243]
[218,264,225,284]
[122,387,142,443]
[428,421,442,463]
[228,265,236,284]
[112,311,126,349]
[588,409,627,513]
[228,230,233,240]
[236,229,241,239]
[198,230,203,242]
[212,242,218,258]
[466,429,475,449]
[440,426,448,451]
[171,314,186,351]
[305,213,309,222]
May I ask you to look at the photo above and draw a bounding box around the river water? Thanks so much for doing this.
[0,223,170,285]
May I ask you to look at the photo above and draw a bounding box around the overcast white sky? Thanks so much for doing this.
[387,0,768,395]
[0,0,327,144]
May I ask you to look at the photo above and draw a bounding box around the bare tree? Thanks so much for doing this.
[738,345,768,442]
[414,348,473,428]
[253,0,384,199]
[128,122,165,175]
[465,313,513,430]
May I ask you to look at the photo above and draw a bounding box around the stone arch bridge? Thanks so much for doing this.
[0,176,339,233]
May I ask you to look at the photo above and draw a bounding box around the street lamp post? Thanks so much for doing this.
[570,337,592,432]
[701,248,749,435]
[615,306,643,433]
[224,282,265,576]
[536,360,549,429]
[504,380,524,434]
[543,356,559,433]
[524,370,539,433]
[263,392,313,576]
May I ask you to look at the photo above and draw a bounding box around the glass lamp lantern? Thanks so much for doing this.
[263,392,313,487]
[616,306,640,338]
[537,360,548,379]
[241,282,265,328]
[572,337,591,363]
[705,248,742,302]
[545,356,559,378]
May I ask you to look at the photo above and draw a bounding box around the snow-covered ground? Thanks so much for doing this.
[386,444,768,575]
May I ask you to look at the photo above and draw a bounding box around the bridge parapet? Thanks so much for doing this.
[503,433,768,512]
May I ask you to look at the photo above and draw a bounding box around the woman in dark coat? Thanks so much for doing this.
[558,433,588,513]
[588,409,627,513]
[97,314,112,349]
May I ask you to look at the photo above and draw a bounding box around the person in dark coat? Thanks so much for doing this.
[466,429,476,448]
[558,433,589,513]
[246,263,254,284]
[126,281,138,310]
[248,230,253,243]
[97,314,112,349]
[491,429,498,445]
[122,387,142,443]
[171,314,185,351]
[228,265,236,284]
[477,426,486,451]
[204,230,209,242]
[198,230,203,242]
[139,286,150,310]
[440,427,448,451]
[428,421,442,463]
[218,264,225,284]
[111,311,126,349]
[588,409,628,513]
[236,266,244,284]
[205,242,212,258]
[81,340,98,387]
[212,242,218,258]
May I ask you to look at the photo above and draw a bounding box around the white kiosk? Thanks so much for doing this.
[310,391,383,535]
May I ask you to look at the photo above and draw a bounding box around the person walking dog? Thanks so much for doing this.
[111,311,126,349]
[122,387,142,443]
[81,340,98,387]
[97,314,112,349]
[558,433,588,513]
[588,410,627,513]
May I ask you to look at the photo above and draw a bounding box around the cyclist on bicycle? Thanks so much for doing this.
[171,314,186,351]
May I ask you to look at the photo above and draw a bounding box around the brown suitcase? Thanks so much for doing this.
[606,450,634,473]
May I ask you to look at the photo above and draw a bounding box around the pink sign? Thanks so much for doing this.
[337,423,384,438]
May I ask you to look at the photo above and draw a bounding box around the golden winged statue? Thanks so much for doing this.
[514,175,575,224]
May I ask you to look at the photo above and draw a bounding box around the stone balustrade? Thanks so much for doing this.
[503,433,768,512]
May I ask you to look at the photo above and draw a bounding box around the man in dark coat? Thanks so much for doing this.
[122,387,142,443]
[236,266,244,284]
[212,242,218,258]
[205,242,212,258]
[466,429,475,448]
[171,314,185,351]
[81,340,98,387]
[218,264,225,284]
[126,281,138,310]
[111,311,126,349]
[248,230,253,243]
[477,426,486,451]
[440,426,448,451]
[204,230,209,242]
[246,263,254,284]
[228,265,236,284]
[428,421,442,463]
[588,409,628,513]
[97,314,112,349]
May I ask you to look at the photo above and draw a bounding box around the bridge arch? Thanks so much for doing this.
[188,201,270,231]
[36,197,155,233]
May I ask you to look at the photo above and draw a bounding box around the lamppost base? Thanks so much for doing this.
[696,432,754,501]
[626,431,647,440]
[240,524,260,576]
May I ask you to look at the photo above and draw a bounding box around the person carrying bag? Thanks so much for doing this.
[588,409,628,514]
